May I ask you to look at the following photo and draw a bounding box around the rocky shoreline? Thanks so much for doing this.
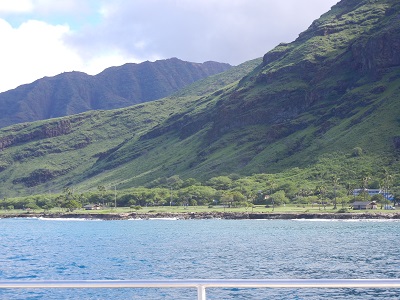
[1,212,400,220]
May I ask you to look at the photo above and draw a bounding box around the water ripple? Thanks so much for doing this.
[0,219,399,299]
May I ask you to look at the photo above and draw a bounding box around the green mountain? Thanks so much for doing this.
[0,0,399,198]
[0,59,260,197]
[0,58,231,128]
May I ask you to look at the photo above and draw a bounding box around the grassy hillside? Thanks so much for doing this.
[96,0,400,185]
[100,0,399,187]
[0,0,399,199]
[0,59,261,197]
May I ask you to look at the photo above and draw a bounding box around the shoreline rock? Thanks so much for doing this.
[1,212,400,220]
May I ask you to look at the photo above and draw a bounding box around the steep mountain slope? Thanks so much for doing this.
[0,58,231,128]
[0,59,260,197]
[85,0,400,186]
[207,0,400,169]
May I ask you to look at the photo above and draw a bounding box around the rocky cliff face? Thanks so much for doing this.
[0,119,74,151]
[352,26,400,72]
[0,58,231,128]
[204,0,400,141]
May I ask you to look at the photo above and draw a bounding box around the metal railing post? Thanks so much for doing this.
[197,285,206,300]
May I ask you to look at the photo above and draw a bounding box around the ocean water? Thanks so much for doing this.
[0,218,399,299]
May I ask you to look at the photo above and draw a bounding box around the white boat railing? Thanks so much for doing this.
[1,279,400,300]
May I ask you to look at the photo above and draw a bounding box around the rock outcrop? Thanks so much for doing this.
[0,119,75,151]
[2,212,400,220]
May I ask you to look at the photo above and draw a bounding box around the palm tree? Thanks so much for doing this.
[362,176,371,202]
[346,183,355,208]
[97,185,106,208]
[382,169,393,207]
[315,185,326,210]
[332,176,340,210]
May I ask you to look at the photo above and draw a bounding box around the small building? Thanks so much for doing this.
[353,189,394,201]
[352,201,378,210]
[83,204,101,210]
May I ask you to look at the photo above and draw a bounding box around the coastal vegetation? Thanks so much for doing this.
[1,167,398,214]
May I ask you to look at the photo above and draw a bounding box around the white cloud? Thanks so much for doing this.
[66,0,339,65]
[0,0,340,92]
[0,18,145,92]
[0,19,81,92]
[0,0,33,13]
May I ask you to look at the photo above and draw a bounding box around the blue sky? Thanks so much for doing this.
[0,0,338,93]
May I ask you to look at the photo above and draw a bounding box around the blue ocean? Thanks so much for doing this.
[0,218,399,299]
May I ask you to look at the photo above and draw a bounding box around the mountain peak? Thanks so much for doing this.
[0,58,231,128]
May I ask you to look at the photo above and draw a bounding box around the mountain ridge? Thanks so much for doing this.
[0,58,231,128]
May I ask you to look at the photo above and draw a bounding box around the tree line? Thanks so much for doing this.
[1,171,399,211]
